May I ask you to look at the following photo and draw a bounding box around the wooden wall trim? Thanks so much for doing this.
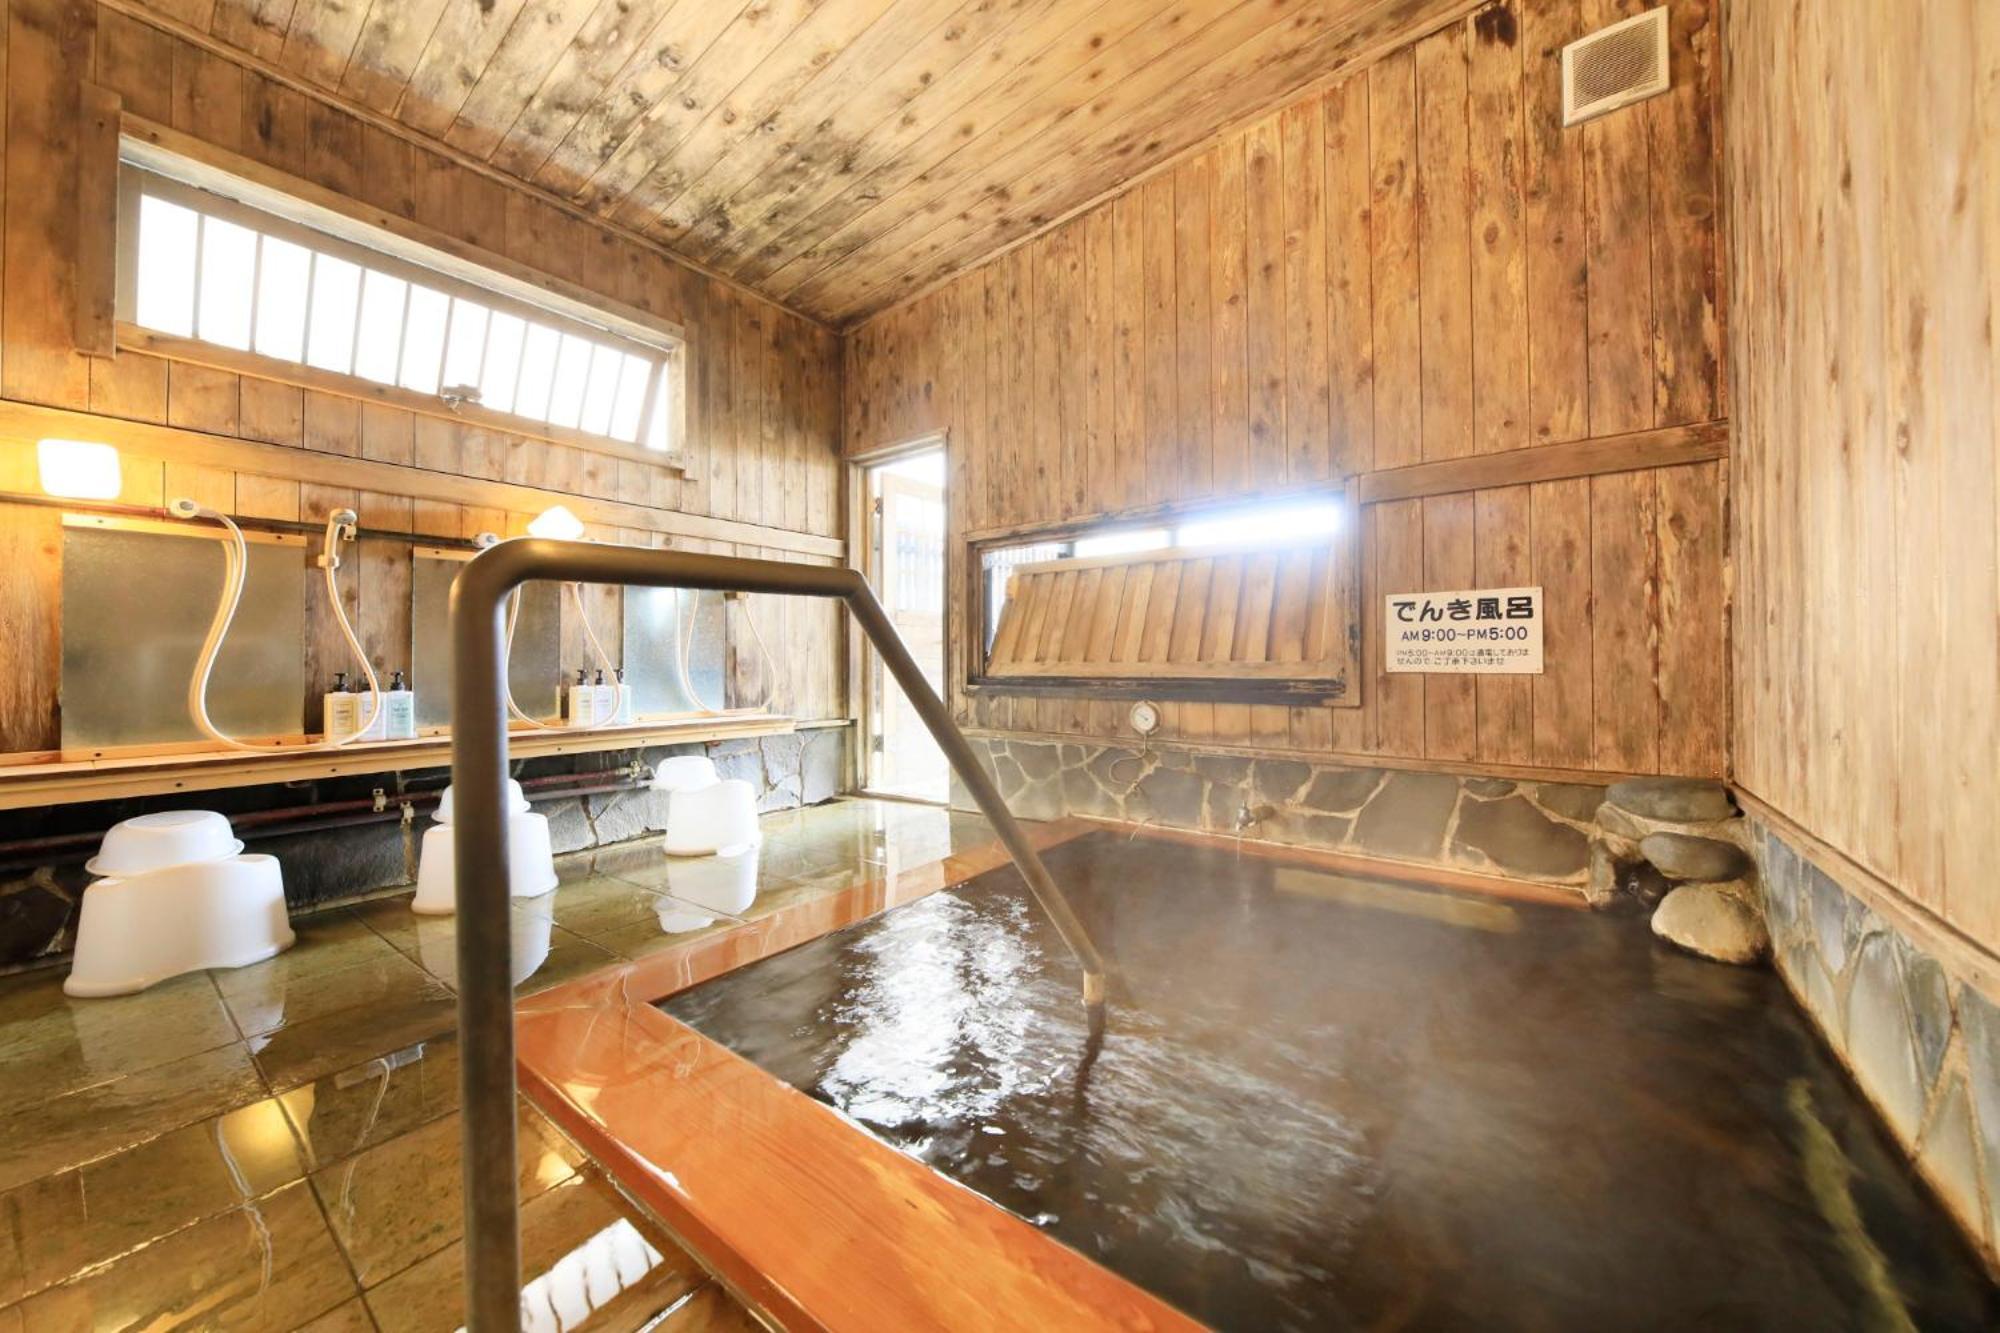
[1735,788,2000,1003]
[75,83,121,358]
[93,0,833,334]
[114,325,689,476]
[962,726,1653,788]
[1354,421,1729,505]
[0,401,843,558]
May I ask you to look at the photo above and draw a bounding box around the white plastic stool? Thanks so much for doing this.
[411,782,558,915]
[664,779,760,857]
[66,811,293,998]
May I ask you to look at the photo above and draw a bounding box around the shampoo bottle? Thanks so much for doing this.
[613,668,635,725]
[566,669,597,728]
[356,672,389,742]
[593,669,616,726]
[323,671,357,741]
[385,670,417,741]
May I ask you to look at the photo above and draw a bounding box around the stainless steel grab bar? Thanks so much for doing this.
[448,539,1110,1330]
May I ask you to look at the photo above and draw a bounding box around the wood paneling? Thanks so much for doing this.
[117,0,1485,325]
[848,0,1728,780]
[0,0,848,754]
[1727,0,2000,947]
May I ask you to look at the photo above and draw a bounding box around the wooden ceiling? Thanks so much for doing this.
[132,0,1478,326]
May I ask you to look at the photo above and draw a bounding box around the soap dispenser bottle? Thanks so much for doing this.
[384,670,416,740]
[566,668,597,728]
[593,669,616,727]
[613,667,635,725]
[323,671,357,741]
[356,670,389,742]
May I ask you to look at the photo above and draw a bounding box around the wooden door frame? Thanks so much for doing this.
[847,432,950,801]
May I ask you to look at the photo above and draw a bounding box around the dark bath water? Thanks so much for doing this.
[662,832,1998,1331]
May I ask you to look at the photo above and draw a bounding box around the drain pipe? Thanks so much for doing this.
[0,765,654,872]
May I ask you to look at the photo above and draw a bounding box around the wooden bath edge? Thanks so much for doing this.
[513,814,1589,1330]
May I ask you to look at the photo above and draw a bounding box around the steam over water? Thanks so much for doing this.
[664,833,1998,1330]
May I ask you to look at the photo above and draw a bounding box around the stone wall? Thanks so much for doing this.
[958,738,1609,889]
[1752,816,2000,1270]
[0,727,844,973]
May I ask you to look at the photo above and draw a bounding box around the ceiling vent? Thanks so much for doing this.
[1562,8,1670,126]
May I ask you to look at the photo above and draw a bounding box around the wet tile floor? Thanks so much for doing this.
[0,798,988,1331]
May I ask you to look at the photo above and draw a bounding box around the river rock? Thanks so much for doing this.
[1605,776,1735,823]
[1640,832,1749,882]
[1651,883,1768,964]
[1586,843,1619,907]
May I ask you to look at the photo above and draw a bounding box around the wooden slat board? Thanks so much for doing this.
[986,540,1353,690]
[853,0,1728,780]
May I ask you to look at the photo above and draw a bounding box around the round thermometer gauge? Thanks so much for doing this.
[1129,700,1162,736]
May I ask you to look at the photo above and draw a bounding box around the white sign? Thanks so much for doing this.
[1385,586,1543,674]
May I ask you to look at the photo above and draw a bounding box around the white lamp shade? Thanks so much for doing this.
[526,504,586,541]
[38,439,122,500]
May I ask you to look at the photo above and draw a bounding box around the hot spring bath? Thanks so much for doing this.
[647,830,1997,1331]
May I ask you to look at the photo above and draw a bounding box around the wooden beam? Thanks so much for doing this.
[0,400,844,557]
[1354,420,1729,506]
[0,714,842,811]
[75,83,121,358]
[116,325,689,477]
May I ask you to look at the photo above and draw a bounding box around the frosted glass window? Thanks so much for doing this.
[644,372,673,452]
[398,284,450,393]
[134,195,199,336]
[353,270,407,384]
[514,323,561,421]
[121,158,680,453]
[577,343,623,437]
[1175,501,1343,549]
[441,300,489,391]
[608,354,651,443]
[546,333,594,429]
[1073,527,1170,558]
[479,312,525,414]
[196,216,256,350]
[305,254,361,372]
[253,236,310,362]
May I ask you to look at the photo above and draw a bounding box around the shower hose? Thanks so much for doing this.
[181,500,783,743]
[174,499,382,752]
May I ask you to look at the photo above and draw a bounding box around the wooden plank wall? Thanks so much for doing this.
[1726,1,2000,948]
[844,0,1727,780]
[0,0,846,754]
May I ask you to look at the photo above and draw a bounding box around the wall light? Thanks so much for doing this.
[37,439,122,500]
[526,505,586,541]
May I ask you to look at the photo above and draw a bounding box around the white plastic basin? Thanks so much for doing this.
[432,779,531,825]
[85,810,242,877]
[651,755,719,793]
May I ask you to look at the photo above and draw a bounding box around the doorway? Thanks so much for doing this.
[861,446,948,802]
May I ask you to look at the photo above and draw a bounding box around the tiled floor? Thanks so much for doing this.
[0,798,990,1331]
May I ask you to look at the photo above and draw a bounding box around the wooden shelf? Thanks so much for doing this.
[0,715,835,811]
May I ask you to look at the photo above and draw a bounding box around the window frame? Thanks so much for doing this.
[112,131,688,468]
[962,488,1361,707]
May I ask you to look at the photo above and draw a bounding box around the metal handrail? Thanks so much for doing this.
[448,539,1110,1330]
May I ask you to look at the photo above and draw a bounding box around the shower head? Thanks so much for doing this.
[328,507,358,526]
